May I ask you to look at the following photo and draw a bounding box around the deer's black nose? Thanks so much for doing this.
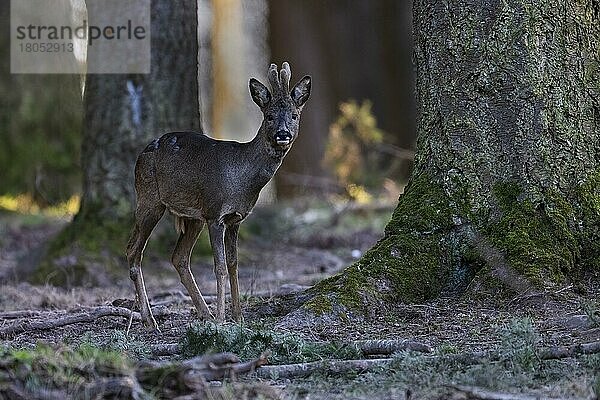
[275,130,292,145]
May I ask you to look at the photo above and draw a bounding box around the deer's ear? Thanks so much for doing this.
[249,78,271,108]
[291,75,311,108]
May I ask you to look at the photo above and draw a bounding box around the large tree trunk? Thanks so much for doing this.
[35,0,201,286]
[300,0,600,316]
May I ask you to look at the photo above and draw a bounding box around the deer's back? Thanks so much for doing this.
[137,131,266,221]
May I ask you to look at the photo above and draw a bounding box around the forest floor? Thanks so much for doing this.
[0,200,599,399]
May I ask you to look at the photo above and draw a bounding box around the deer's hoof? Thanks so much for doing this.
[197,310,215,321]
[143,317,160,333]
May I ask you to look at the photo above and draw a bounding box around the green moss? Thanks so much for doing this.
[575,171,600,272]
[309,173,465,309]
[308,267,366,311]
[304,293,334,315]
[385,173,455,236]
[307,171,600,315]
[475,174,600,288]
[486,182,579,284]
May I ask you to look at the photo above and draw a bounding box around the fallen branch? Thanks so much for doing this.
[447,384,565,400]
[538,340,600,360]
[256,339,600,380]
[0,306,169,338]
[256,358,394,379]
[151,343,180,356]
[439,340,600,368]
[355,339,432,355]
[82,376,146,400]
[0,383,65,400]
[137,352,269,393]
[150,339,432,358]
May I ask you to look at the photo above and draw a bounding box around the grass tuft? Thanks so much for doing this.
[0,342,131,395]
[499,318,540,372]
[582,301,600,328]
[181,322,362,364]
[77,330,151,359]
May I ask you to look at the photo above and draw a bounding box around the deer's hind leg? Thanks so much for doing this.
[126,203,165,331]
[171,218,213,319]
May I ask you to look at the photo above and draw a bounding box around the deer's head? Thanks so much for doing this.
[249,62,311,151]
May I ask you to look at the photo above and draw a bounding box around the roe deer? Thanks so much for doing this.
[126,63,311,329]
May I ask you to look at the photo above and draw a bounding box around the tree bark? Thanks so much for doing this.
[79,0,200,222]
[36,0,201,285]
[305,0,600,311]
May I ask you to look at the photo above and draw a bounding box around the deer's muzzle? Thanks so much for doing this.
[274,130,293,146]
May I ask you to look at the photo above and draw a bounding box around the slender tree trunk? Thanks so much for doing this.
[36,0,201,286]
[300,0,600,316]
[211,0,243,140]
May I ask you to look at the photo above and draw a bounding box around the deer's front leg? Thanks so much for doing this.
[208,221,227,322]
[225,223,242,322]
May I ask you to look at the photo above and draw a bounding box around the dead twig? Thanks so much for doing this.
[149,339,431,358]
[256,358,394,379]
[148,287,306,307]
[0,383,65,400]
[440,340,600,367]
[0,306,169,338]
[446,384,565,400]
[373,143,415,160]
[1,352,270,400]
[82,376,146,400]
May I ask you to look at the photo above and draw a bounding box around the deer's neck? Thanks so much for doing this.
[246,126,289,184]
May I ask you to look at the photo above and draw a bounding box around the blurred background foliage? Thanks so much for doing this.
[324,100,411,203]
[0,76,82,206]
[0,0,415,212]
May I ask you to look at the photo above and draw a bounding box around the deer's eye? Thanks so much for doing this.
[266,115,274,122]
[292,113,298,120]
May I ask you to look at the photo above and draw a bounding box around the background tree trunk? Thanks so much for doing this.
[302,0,600,314]
[79,0,200,221]
[268,0,415,196]
[35,0,201,286]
